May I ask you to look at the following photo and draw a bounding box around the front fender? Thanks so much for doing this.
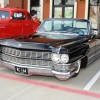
[68,44,89,63]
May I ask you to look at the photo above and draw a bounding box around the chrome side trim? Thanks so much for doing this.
[88,46,100,55]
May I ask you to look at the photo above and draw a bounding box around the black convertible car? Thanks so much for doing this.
[0,18,99,80]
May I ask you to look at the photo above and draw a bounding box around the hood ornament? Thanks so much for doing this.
[57,46,61,54]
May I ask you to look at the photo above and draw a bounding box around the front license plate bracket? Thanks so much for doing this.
[15,66,28,75]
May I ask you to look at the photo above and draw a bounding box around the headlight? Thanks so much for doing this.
[61,54,69,63]
[51,53,60,63]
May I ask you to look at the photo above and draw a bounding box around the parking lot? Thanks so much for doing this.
[0,58,100,100]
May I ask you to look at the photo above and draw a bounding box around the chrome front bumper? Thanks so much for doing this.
[1,61,77,80]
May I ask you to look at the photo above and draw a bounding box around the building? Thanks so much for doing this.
[0,0,99,29]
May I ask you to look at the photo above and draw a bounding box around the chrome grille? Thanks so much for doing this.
[1,54,51,67]
[2,47,51,59]
[1,47,69,71]
[2,54,68,71]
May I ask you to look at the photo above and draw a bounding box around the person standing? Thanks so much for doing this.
[32,15,41,24]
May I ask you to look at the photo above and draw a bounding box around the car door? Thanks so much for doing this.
[94,33,100,59]
[23,12,36,37]
[86,31,100,65]
[86,38,96,65]
[0,10,11,38]
[9,11,24,37]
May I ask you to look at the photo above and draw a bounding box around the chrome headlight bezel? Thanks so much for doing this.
[51,53,69,64]
[51,53,60,63]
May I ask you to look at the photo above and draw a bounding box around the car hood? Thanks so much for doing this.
[0,35,90,53]
[27,35,89,49]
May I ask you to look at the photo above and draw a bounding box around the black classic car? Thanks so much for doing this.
[0,18,99,80]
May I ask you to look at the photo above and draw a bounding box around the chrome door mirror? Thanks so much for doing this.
[93,30,98,36]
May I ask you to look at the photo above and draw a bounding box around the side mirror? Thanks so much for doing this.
[93,30,98,36]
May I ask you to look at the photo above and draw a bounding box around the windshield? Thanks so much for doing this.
[0,11,10,19]
[37,18,90,39]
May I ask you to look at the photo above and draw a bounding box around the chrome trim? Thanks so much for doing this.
[96,50,100,55]
[87,46,100,55]
[88,54,95,59]
[0,59,78,80]
[57,46,61,54]
[51,70,70,75]
[87,46,100,60]
[2,47,51,60]
[0,45,85,80]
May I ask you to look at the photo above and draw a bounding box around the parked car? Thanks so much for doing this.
[0,8,40,38]
[0,18,99,80]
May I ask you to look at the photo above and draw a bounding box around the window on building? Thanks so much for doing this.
[30,0,41,20]
[54,0,74,5]
[89,0,99,29]
[53,0,74,18]
[90,0,99,5]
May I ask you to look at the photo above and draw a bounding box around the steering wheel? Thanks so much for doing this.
[71,28,84,35]
[63,26,71,31]
[78,29,85,35]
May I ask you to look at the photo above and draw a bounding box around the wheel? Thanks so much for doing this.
[73,57,87,77]
[73,59,81,77]
[81,56,87,68]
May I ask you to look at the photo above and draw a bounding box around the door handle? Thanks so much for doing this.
[26,24,29,26]
[0,26,6,28]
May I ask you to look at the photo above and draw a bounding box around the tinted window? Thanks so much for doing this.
[0,11,10,19]
[12,12,25,20]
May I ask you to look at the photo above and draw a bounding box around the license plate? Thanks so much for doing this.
[15,66,28,75]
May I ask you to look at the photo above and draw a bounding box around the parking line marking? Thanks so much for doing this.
[8,85,34,100]
[0,74,100,98]
[84,71,100,91]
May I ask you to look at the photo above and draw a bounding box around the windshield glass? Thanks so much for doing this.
[0,11,10,19]
[37,18,90,39]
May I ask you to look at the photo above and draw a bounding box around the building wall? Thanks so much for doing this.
[0,0,87,20]
[76,0,85,18]
[23,0,28,10]
[43,0,86,19]
[6,0,22,8]
[5,0,28,10]
[0,0,9,8]
[43,0,50,20]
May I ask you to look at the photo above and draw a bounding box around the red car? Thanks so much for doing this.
[0,8,40,38]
